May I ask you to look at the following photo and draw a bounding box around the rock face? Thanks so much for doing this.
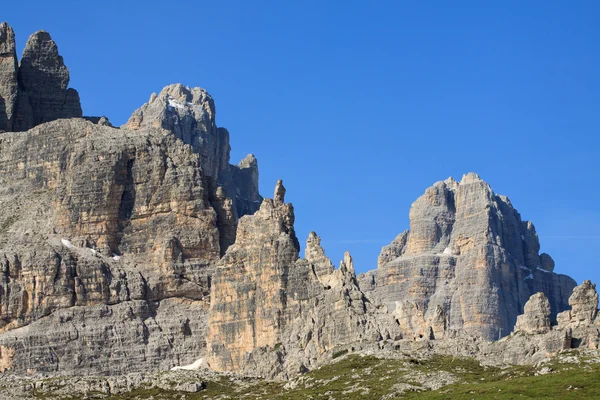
[514,292,551,334]
[0,23,82,132]
[0,119,220,375]
[0,21,589,381]
[501,280,600,363]
[207,181,400,377]
[359,173,577,341]
[0,21,265,376]
[557,280,599,326]
[14,30,82,131]
[0,23,18,132]
[124,84,262,219]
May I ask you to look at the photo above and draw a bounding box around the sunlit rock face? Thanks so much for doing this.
[514,292,552,334]
[358,173,576,341]
[0,21,587,380]
[206,181,400,377]
[124,83,262,220]
[0,118,222,375]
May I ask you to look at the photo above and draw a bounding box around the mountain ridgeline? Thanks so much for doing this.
[0,22,593,381]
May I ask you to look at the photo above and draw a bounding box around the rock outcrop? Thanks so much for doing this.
[0,23,18,132]
[514,292,551,334]
[207,181,400,377]
[359,173,577,341]
[557,280,599,326]
[0,21,591,383]
[124,84,262,219]
[0,118,220,375]
[0,23,82,132]
[0,21,264,375]
[499,280,600,363]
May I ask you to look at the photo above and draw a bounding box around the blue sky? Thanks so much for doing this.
[4,1,599,284]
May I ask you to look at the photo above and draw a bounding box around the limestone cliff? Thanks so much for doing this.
[0,24,83,132]
[0,119,218,375]
[358,173,576,341]
[124,83,262,221]
[0,23,18,132]
[0,21,588,382]
[207,181,400,377]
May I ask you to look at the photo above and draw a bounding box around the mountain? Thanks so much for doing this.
[0,23,595,391]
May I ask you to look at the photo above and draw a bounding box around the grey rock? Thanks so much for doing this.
[124,84,262,219]
[539,253,555,272]
[207,181,401,378]
[15,30,82,130]
[0,119,220,375]
[570,280,598,323]
[305,231,334,278]
[359,173,576,341]
[377,230,408,268]
[514,292,551,334]
[83,115,112,127]
[0,22,18,132]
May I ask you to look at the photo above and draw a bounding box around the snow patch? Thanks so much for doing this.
[112,255,121,261]
[89,248,97,255]
[171,358,204,371]
[521,235,525,240]
[519,265,530,271]
[61,239,74,249]
[167,98,186,110]
[524,273,533,280]
[442,247,453,255]
[536,266,551,273]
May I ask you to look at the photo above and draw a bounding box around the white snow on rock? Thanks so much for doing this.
[167,98,185,110]
[442,247,453,255]
[61,239,74,249]
[113,255,121,261]
[524,273,534,280]
[519,265,530,271]
[171,358,204,371]
[536,266,551,273]
[89,248,97,255]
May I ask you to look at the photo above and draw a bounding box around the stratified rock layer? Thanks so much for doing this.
[0,22,587,380]
[359,173,576,341]
[207,181,400,377]
[0,23,82,132]
[124,84,262,219]
[514,292,551,334]
[0,23,18,132]
[0,119,219,375]
[14,30,82,131]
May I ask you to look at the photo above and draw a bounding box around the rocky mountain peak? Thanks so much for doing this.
[125,83,262,219]
[238,153,257,168]
[0,23,82,132]
[305,231,334,277]
[0,22,17,132]
[459,171,484,184]
[274,179,286,205]
[359,173,576,341]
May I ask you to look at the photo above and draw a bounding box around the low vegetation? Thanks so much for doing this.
[22,351,600,399]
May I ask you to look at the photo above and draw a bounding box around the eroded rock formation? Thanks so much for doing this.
[358,173,576,341]
[0,23,18,132]
[124,84,262,220]
[0,24,83,132]
[207,181,400,377]
[514,292,551,334]
[0,21,591,382]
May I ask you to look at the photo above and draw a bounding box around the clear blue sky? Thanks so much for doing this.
[4,1,599,284]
